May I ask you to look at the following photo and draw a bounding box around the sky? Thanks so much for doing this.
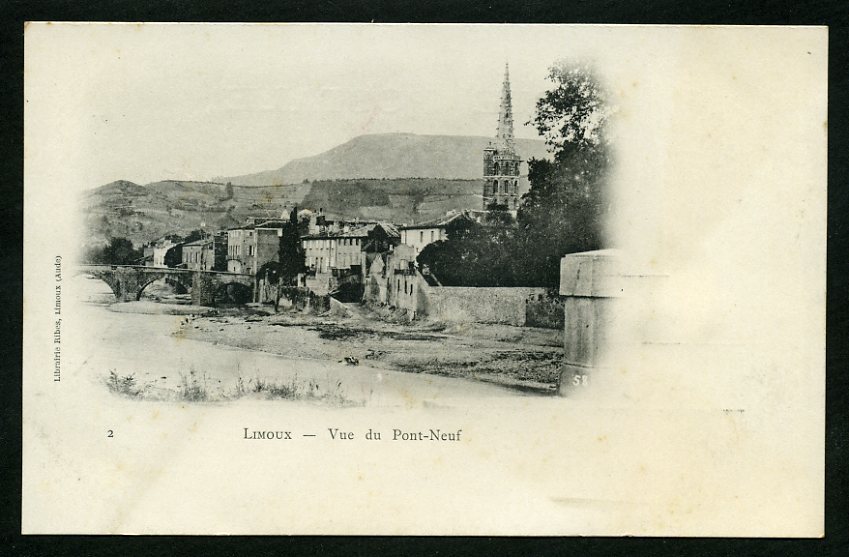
[24,23,634,190]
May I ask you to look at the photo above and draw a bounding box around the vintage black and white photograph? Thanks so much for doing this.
[22,23,826,535]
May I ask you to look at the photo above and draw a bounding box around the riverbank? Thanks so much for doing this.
[175,304,564,393]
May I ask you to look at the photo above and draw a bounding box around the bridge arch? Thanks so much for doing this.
[213,281,253,305]
[76,272,121,301]
[136,274,193,301]
[73,267,124,301]
[76,265,252,306]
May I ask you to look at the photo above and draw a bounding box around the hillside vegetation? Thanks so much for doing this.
[83,178,486,247]
[82,180,309,247]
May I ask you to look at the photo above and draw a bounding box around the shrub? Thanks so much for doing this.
[178,370,208,402]
[106,369,141,397]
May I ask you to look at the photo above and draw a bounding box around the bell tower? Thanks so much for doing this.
[483,63,521,211]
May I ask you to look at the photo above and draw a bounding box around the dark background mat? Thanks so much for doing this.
[1,1,847,556]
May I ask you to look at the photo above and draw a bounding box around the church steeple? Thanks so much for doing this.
[496,63,515,152]
[482,63,521,212]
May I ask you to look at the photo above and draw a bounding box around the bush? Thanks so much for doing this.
[178,370,208,402]
[106,369,141,397]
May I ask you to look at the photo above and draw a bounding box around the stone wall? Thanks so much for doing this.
[363,263,563,328]
[424,286,547,326]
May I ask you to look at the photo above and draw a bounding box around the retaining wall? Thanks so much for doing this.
[424,286,547,326]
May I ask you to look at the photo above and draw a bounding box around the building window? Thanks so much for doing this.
[494,162,499,174]
[419,231,424,243]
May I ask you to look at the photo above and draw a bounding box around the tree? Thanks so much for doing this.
[417,217,519,287]
[278,207,307,285]
[513,61,612,285]
[260,209,307,311]
[84,237,143,265]
[484,202,514,227]
[183,229,206,243]
[530,61,611,158]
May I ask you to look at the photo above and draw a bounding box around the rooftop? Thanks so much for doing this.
[302,222,400,240]
[399,211,475,230]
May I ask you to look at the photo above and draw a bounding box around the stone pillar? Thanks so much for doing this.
[558,249,621,395]
[114,268,139,302]
[191,272,216,306]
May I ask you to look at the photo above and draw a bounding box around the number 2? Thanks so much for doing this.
[107,430,113,438]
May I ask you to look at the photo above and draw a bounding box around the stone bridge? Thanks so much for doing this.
[76,265,254,306]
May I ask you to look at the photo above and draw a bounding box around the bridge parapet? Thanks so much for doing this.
[75,265,254,305]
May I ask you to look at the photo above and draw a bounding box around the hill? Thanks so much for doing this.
[82,178,486,247]
[216,133,550,185]
[82,133,550,247]
[81,180,311,247]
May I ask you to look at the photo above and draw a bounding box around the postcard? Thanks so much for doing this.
[22,23,826,535]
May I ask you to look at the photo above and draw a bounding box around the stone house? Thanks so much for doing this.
[399,211,476,255]
[302,222,398,276]
[181,233,227,271]
[150,234,185,268]
[226,220,286,275]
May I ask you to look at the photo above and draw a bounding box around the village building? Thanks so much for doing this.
[305,208,343,236]
[302,222,399,275]
[360,222,401,275]
[226,220,286,275]
[181,233,228,271]
[301,222,399,296]
[141,244,155,266]
[398,211,476,255]
[149,234,185,268]
[482,64,521,212]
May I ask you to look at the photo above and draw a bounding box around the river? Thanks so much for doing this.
[70,275,527,407]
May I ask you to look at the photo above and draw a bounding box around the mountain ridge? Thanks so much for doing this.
[214,132,550,186]
[83,133,550,247]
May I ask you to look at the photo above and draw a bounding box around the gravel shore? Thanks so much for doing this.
[176,304,564,394]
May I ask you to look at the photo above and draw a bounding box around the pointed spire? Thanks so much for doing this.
[496,62,515,151]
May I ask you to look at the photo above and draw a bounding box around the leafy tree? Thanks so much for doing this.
[418,217,518,287]
[183,229,206,243]
[278,207,307,285]
[258,208,308,310]
[514,61,611,285]
[482,202,511,225]
[530,61,611,157]
[84,237,143,265]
